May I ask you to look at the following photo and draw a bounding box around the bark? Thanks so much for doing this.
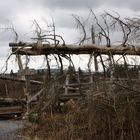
[9,42,140,56]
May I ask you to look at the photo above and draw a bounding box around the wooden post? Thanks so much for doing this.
[90,74,93,83]
[65,74,70,95]
[89,73,94,90]
[5,84,9,97]
[25,67,31,116]
[91,25,99,73]
[16,55,25,80]
[78,68,82,96]
[108,54,114,95]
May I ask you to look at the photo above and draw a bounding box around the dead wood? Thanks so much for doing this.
[9,43,140,55]
[0,75,43,85]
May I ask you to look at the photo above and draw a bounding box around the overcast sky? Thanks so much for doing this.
[0,0,140,72]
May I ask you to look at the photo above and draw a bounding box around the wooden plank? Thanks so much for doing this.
[64,86,79,91]
[99,78,140,81]
[0,98,26,103]
[65,82,94,87]
[59,93,83,101]
[0,76,43,85]
[0,106,23,115]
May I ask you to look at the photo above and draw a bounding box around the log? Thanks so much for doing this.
[0,98,26,104]
[0,106,23,115]
[0,75,43,85]
[65,82,94,87]
[9,42,140,56]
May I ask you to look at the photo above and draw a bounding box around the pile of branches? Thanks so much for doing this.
[28,74,65,115]
[24,75,140,140]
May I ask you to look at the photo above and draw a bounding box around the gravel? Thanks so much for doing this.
[0,120,24,140]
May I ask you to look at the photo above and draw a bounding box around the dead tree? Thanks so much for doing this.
[2,11,140,116]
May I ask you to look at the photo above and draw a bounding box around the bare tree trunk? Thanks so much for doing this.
[91,25,99,72]
[16,55,25,80]
[10,43,140,56]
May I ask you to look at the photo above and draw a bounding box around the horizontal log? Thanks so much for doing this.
[64,87,79,91]
[59,93,87,101]
[0,76,43,85]
[65,82,94,87]
[0,98,26,104]
[9,42,140,55]
[0,106,23,115]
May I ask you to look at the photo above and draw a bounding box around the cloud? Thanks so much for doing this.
[30,0,140,11]
[40,0,100,9]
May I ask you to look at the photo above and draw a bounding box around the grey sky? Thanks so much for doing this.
[18,0,140,10]
[0,0,139,37]
[0,0,140,72]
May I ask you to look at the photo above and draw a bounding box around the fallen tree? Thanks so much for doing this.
[9,43,140,55]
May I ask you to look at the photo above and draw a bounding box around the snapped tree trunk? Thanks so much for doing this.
[9,43,140,56]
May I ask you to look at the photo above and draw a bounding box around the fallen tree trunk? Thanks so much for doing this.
[9,42,140,56]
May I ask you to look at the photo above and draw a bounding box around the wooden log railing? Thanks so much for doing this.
[0,75,43,85]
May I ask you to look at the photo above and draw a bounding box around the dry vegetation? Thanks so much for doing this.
[21,68,140,140]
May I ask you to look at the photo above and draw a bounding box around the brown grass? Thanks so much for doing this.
[23,77,140,140]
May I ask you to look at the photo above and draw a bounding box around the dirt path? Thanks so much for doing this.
[0,120,24,140]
